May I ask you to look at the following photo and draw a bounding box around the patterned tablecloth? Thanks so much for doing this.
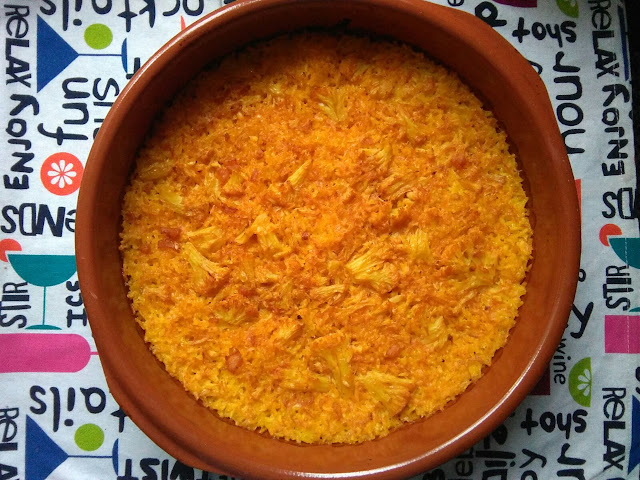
[0,1,638,479]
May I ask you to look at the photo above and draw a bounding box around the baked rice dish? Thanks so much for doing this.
[120,33,533,444]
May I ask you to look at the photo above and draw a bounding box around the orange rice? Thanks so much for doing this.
[120,33,533,444]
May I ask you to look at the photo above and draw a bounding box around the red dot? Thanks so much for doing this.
[0,239,22,262]
[599,223,622,246]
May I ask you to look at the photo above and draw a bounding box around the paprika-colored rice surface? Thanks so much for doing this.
[120,33,533,444]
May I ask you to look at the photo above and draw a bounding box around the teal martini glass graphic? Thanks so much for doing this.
[26,416,119,480]
[37,16,130,91]
[600,223,640,311]
[600,223,640,268]
[7,254,76,330]
[609,236,640,269]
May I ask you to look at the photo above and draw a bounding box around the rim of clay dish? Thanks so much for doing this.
[76,0,580,478]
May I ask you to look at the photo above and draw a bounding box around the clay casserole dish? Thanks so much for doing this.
[75,0,581,478]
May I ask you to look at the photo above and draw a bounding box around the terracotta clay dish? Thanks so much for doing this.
[75,0,580,478]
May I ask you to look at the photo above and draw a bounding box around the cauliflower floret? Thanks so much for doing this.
[221,172,245,197]
[235,213,289,257]
[287,159,313,188]
[361,144,392,171]
[156,184,183,211]
[310,284,346,302]
[346,248,398,293]
[318,89,347,122]
[359,370,415,416]
[406,229,431,261]
[186,226,224,251]
[182,242,228,280]
[309,332,354,395]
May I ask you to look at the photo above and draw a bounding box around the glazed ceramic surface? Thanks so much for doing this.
[75,0,580,478]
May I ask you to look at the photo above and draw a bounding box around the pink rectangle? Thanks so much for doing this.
[605,315,640,354]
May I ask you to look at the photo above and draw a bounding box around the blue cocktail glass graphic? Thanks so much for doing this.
[26,416,119,480]
[37,16,129,92]
[7,254,77,330]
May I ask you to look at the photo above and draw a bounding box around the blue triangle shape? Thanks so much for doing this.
[25,416,68,480]
[630,396,640,473]
[120,39,128,72]
[111,439,119,474]
[37,16,78,92]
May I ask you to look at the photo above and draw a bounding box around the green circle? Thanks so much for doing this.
[74,423,104,451]
[84,24,113,50]
[568,357,592,408]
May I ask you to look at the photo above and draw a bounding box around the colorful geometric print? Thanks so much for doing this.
[1,1,638,479]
